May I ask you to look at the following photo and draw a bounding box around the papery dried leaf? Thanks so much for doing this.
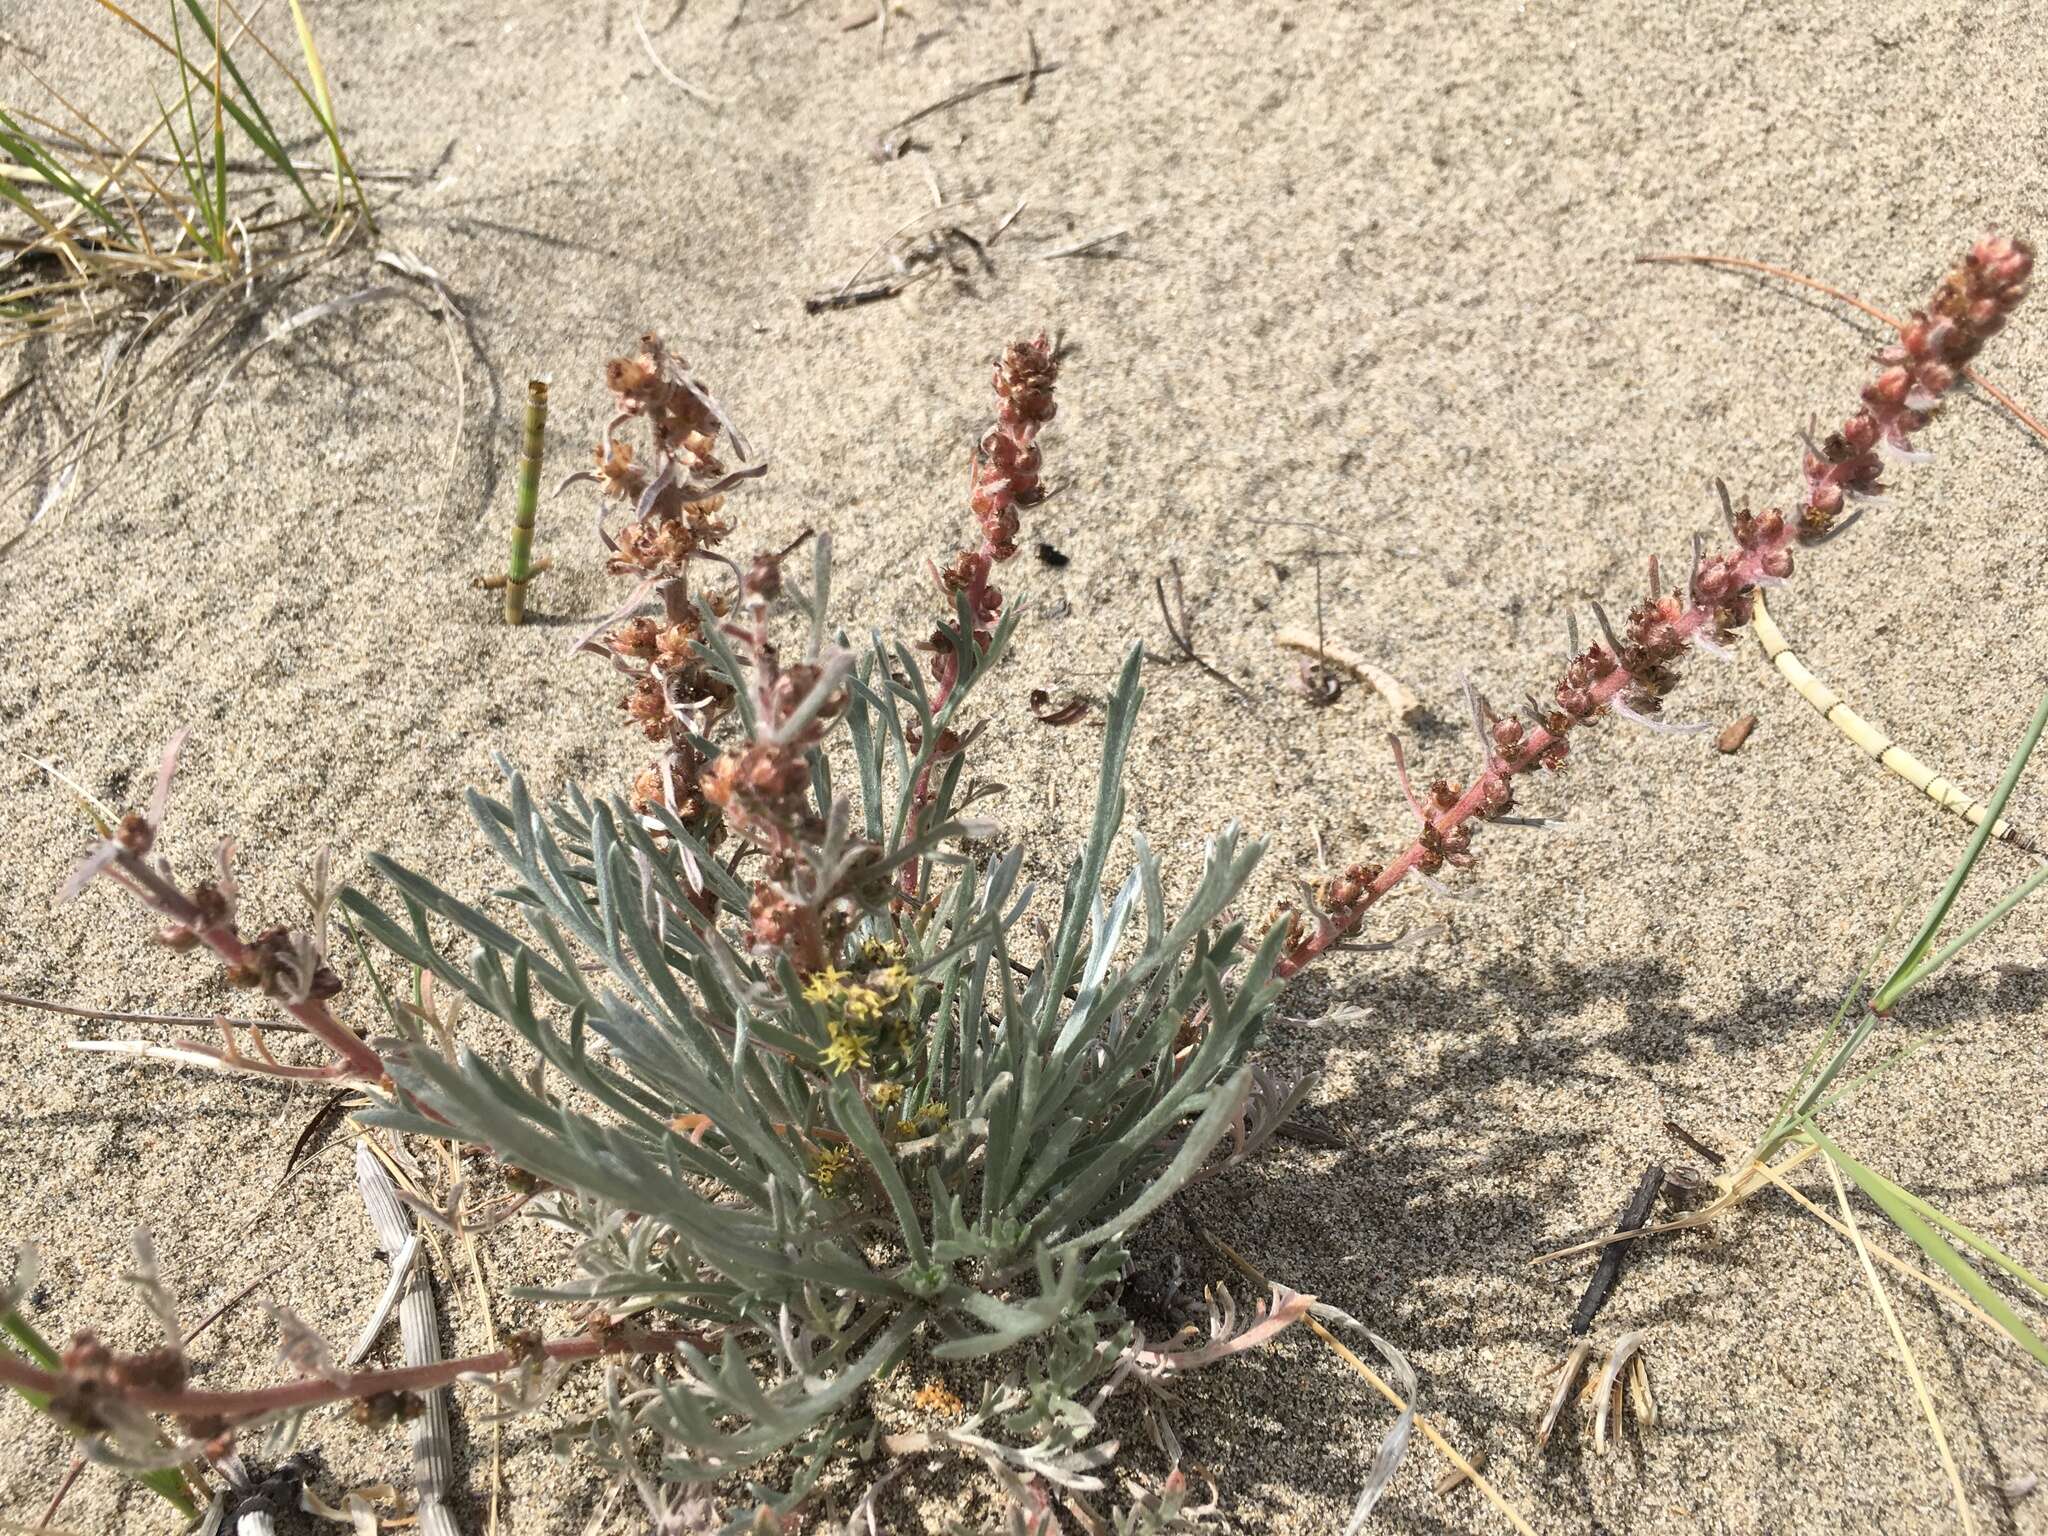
[262,1300,348,1387]
[1028,687,1090,726]
[1132,1283,1313,1374]
[1536,1338,1592,1450]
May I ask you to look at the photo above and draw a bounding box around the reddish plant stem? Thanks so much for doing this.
[2,1327,705,1430]
[1276,530,1791,978]
[1280,232,2032,981]
[107,847,389,1083]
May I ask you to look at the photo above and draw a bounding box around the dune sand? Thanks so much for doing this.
[4,1,2047,1530]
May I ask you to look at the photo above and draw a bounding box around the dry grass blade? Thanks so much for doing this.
[872,60,1061,157]
[1203,1230,1536,1536]
[374,247,475,491]
[1825,1155,1978,1534]
[631,4,729,108]
[1033,228,1129,261]
[1746,1158,2010,1342]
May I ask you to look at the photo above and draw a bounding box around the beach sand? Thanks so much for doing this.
[4,1,2047,1530]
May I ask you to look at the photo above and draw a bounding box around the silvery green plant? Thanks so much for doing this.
[338,611,1294,1524]
[21,339,1330,1532]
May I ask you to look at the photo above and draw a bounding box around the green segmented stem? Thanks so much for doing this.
[505,377,548,624]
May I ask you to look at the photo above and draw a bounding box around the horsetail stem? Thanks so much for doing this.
[504,377,548,624]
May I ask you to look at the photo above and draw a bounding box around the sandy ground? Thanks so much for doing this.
[4,0,2048,1530]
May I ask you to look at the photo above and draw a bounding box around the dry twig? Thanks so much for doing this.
[1154,560,1250,699]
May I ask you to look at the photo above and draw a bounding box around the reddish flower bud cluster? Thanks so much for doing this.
[606,331,722,455]
[223,924,344,1002]
[1802,234,2033,532]
[1281,235,2033,980]
[697,576,863,971]
[601,339,733,581]
[580,336,753,839]
[900,336,1060,910]
[927,335,1059,693]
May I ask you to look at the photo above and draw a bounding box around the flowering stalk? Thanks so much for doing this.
[1281,233,2034,979]
[561,333,764,840]
[62,734,389,1084]
[900,335,1059,905]
[697,549,862,972]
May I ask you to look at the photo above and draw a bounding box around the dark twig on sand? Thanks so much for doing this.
[1154,560,1250,699]
[1662,1119,1726,1168]
[873,60,1061,158]
[1570,1164,1665,1337]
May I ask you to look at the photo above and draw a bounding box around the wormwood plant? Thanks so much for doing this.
[10,234,2046,1530]
[11,338,1324,1531]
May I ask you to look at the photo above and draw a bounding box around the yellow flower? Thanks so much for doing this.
[822,1019,872,1075]
[915,1102,950,1128]
[811,1144,858,1196]
[840,985,885,1025]
[800,965,848,1005]
[913,1380,966,1418]
[870,1081,905,1112]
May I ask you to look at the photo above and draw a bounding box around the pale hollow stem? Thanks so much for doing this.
[505,378,548,624]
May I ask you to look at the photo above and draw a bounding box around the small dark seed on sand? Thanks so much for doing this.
[1716,713,1757,754]
[1435,1449,1486,1495]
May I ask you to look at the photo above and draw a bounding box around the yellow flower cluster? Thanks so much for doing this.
[810,1144,858,1196]
[802,947,927,1078]
[893,1102,950,1139]
[912,1379,967,1418]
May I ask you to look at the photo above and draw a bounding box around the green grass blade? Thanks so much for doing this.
[1885,861,2048,1010]
[0,109,126,234]
[165,2,226,258]
[1803,1125,2048,1371]
[1871,692,2048,1013]
[150,83,213,253]
[284,0,373,230]
[0,156,72,243]
[1767,915,1899,1133]
[2,1309,60,1370]
[1881,1179,2048,1305]
[176,0,312,207]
